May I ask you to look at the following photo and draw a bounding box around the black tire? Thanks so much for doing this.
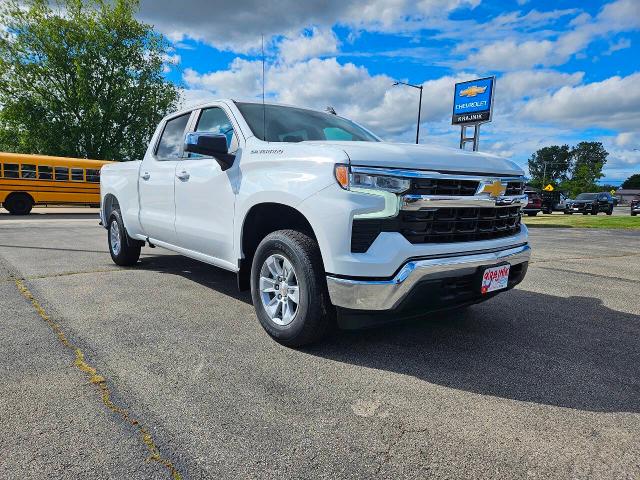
[583,212,589,215]
[107,210,142,266]
[5,193,33,215]
[606,207,613,216]
[591,207,598,215]
[250,230,334,347]
[632,212,637,217]
[527,212,537,217]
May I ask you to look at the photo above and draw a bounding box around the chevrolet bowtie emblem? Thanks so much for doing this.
[460,85,487,97]
[480,181,507,198]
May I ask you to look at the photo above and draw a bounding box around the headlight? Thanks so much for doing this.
[334,165,410,193]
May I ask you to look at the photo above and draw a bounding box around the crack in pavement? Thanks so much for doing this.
[13,277,182,480]
[529,251,640,265]
[536,266,640,285]
[376,422,430,475]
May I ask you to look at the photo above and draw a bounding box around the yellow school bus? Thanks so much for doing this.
[0,152,113,215]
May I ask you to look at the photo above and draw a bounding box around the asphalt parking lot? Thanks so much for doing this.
[1,210,639,480]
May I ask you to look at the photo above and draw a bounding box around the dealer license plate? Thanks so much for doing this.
[481,264,510,294]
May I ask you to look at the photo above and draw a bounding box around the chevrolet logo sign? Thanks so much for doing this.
[460,85,487,97]
[480,181,507,198]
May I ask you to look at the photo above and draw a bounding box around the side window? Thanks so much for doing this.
[193,107,238,157]
[71,168,84,181]
[21,164,37,179]
[3,163,19,178]
[155,113,191,160]
[55,167,69,181]
[86,169,100,183]
[39,166,53,180]
[323,127,352,141]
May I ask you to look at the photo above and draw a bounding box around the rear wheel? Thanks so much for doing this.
[4,193,33,215]
[108,210,142,266]
[527,212,538,217]
[250,230,334,347]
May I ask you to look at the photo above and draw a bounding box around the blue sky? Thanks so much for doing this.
[141,0,640,184]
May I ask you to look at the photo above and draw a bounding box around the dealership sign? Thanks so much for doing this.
[452,76,495,125]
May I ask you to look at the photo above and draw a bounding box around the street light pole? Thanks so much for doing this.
[393,81,423,144]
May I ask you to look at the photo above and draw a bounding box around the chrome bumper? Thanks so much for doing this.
[326,244,531,311]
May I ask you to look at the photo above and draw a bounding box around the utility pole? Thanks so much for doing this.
[393,81,423,144]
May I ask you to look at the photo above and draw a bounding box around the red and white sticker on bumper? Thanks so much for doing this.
[481,264,510,294]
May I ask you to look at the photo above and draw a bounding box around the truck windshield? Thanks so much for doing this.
[235,102,379,143]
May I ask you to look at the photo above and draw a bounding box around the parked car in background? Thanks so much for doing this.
[541,191,569,214]
[523,188,542,216]
[631,197,639,216]
[565,192,615,215]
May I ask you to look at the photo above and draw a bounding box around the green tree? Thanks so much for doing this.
[622,174,640,189]
[0,0,180,161]
[560,141,609,197]
[527,145,571,189]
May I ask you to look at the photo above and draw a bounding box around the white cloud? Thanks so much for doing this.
[521,73,640,130]
[460,0,640,70]
[183,59,263,99]
[278,28,340,64]
[603,38,631,55]
[139,0,480,52]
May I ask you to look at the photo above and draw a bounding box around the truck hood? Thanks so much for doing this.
[306,141,524,176]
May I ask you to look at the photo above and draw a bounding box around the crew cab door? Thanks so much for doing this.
[139,112,192,245]
[174,106,239,264]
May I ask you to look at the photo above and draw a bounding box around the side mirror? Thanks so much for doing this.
[184,132,235,170]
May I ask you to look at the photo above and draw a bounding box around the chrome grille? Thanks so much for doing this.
[408,178,479,196]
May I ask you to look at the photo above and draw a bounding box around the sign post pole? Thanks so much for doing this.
[452,77,495,152]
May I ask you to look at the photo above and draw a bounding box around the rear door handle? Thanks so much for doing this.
[176,171,190,181]
[141,172,151,181]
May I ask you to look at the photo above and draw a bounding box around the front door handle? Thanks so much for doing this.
[141,172,151,181]
[176,171,190,181]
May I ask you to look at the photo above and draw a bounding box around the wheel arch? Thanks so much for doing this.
[238,202,320,291]
[102,193,120,226]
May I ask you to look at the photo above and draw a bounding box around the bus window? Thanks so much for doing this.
[71,168,84,181]
[38,166,53,180]
[55,167,69,181]
[21,164,37,179]
[3,163,19,178]
[86,169,100,183]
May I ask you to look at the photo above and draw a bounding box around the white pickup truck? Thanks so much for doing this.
[100,100,530,346]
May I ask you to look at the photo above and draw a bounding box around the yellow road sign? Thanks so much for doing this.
[543,184,554,191]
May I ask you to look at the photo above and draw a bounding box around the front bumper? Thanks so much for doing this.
[566,203,594,212]
[326,244,530,311]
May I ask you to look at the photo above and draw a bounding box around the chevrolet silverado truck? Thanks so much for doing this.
[100,100,530,346]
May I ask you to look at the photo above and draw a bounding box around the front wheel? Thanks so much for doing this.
[606,207,613,216]
[108,210,142,266]
[527,212,538,217]
[250,230,334,347]
[5,193,33,215]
